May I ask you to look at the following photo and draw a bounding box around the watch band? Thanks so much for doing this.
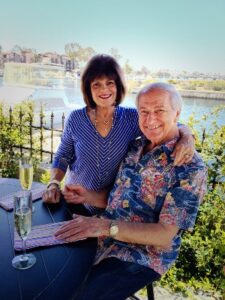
[47,179,60,189]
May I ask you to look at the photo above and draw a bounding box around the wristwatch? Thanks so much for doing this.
[109,221,119,238]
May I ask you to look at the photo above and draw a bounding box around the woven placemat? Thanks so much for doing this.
[0,186,46,211]
[14,221,71,251]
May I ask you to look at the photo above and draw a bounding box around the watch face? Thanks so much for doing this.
[110,223,119,237]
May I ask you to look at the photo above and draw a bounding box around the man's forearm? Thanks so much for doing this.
[111,221,179,249]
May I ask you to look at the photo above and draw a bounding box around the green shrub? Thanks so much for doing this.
[0,101,41,178]
[160,106,225,298]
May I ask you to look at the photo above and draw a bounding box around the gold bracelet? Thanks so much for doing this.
[47,179,60,189]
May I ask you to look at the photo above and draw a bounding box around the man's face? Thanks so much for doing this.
[138,89,180,146]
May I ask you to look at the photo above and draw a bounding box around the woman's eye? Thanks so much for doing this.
[108,81,115,86]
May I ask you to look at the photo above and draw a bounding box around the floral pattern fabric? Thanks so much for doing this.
[95,137,207,275]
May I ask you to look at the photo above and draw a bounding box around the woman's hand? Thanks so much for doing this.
[172,134,195,166]
[42,184,61,204]
[54,214,110,242]
[62,184,88,204]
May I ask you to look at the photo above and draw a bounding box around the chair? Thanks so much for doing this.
[146,283,154,300]
[128,283,154,300]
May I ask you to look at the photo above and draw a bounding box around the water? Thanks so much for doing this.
[125,93,225,129]
[0,77,224,129]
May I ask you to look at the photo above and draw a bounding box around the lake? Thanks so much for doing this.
[0,77,224,130]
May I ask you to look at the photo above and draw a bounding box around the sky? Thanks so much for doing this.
[1,0,225,74]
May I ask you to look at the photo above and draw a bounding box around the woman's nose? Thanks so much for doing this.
[99,83,108,90]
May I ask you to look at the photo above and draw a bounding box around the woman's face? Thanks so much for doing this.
[90,76,117,108]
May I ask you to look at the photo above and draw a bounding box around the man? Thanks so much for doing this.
[55,82,207,300]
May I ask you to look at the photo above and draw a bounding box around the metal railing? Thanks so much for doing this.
[0,105,65,163]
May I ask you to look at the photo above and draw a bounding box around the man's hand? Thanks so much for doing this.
[54,214,110,242]
[42,184,61,204]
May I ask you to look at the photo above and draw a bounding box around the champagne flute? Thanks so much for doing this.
[12,191,36,270]
[19,157,33,191]
[19,157,34,212]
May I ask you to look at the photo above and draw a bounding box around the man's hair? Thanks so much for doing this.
[81,54,126,108]
[136,82,182,113]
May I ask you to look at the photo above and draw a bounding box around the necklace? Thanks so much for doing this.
[94,109,114,134]
[93,108,116,182]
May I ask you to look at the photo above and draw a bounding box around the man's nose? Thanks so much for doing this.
[146,112,157,123]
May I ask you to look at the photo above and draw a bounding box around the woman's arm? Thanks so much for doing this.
[42,168,65,204]
[43,114,76,204]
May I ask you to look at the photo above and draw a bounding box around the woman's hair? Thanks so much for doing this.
[81,54,126,108]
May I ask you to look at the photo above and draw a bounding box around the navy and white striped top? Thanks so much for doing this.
[52,106,141,191]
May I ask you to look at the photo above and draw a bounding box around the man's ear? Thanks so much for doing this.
[175,110,180,122]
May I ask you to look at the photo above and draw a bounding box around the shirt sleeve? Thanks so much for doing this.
[52,113,76,172]
[159,166,207,231]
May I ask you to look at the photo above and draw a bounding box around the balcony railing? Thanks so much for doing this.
[0,105,65,164]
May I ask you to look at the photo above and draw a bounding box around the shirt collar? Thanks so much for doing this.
[138,135,180,156]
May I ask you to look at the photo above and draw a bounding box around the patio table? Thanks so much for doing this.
[0,178,96,300]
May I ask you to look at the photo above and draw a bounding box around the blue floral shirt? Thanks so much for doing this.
[95,137,207,275]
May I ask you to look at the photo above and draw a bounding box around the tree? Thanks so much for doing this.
[123,60,133,75]
[108,48,122,61]
[79,47,96,65]
[12,44,22,54]
[65,43,96,67]
[140,66,150,77]
[64,42,81,60]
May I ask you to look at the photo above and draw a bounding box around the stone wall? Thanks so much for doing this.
[180,90,225,100]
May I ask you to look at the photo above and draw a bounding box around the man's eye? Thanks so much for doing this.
[140,111,148,115]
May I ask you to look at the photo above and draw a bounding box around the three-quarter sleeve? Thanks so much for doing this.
[52,114,76,173]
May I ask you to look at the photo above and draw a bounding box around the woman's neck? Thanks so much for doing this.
[95,106,115,120]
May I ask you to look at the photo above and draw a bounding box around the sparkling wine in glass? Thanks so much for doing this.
[19,157,33,191]
[19,157,35,212]
[12,191,36,270]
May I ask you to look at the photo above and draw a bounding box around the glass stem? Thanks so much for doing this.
[21,238,27,260]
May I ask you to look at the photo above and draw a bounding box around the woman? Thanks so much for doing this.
[43,54,194,213]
